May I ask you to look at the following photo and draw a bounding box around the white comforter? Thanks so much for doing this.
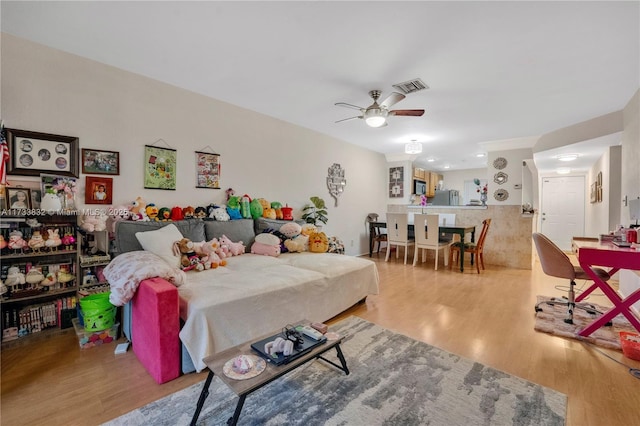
[177,252,379,372]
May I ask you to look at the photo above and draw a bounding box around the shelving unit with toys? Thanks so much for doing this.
[1,213,80,346]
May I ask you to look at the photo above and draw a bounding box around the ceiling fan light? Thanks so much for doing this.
[405,141,422,154]
[365,115,387,127]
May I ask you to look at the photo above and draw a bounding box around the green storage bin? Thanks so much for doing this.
[80,292,116,332]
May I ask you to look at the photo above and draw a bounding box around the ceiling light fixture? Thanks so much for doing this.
[405,140,422,154]
[476,153,486,158]
[556,154,579,162]
[556,167,571,174]
[427,158,435,162]
[364,108,388,127]
[444,164,450,169]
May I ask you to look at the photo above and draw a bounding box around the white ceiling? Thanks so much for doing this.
[2,1,638,173]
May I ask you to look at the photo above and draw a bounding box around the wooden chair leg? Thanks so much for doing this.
[412,247,419,266]
[385,244,391,262]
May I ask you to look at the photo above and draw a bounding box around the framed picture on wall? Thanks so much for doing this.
[6,128,79,177]
[195,151,220,189]
[81,148,120,175]
[144,145,176,190]
[6,187,32,210]
[389,166,404,198]
[85,176,113,205]
[590,182,597,203]
[6,178,42,209]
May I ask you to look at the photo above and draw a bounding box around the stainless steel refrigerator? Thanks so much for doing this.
[431,190,460,206]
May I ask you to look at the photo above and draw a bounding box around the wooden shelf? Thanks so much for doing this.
[1,287,77,304]
[1,249,77,260]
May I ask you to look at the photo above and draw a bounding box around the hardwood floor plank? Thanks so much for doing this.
[2,253,639,425]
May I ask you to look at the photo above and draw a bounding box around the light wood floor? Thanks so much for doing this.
[2,250,640,425]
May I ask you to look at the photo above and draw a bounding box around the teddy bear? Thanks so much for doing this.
[220,234,245,256]
[173,238,207,272]
[107,205,131,233]
[251,233,281,257]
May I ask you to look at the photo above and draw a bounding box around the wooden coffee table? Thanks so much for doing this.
[190,321,349,426]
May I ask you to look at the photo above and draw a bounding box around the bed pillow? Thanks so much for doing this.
[135,223,184,268]
[104,250,187,306]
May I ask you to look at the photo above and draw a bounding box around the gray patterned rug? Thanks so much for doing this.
[106,316,566,426]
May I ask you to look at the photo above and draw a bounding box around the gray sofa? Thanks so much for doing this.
[114,218,379,383]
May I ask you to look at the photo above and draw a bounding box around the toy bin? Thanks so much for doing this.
[73,318,119,349]
[620,331,640,361]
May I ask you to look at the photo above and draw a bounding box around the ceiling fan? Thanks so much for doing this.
[335,90,425,128]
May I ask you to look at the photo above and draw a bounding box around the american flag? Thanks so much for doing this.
[1,121,9,186]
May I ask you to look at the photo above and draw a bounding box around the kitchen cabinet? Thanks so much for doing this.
[413,167,426,180]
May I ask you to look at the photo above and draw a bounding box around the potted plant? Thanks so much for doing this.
[302,196,328,227]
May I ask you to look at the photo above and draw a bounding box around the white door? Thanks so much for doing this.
[541,176,585,250]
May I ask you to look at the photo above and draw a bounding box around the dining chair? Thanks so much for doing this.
[366,213,387,254]
[385,213,415,264]
[532,232,609,324]
[449,218,491,273]
[413,214,452,270]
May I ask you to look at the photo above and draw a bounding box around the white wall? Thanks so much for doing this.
[585,146,621,236]
[485,148,532,206]
[1,34,389,255]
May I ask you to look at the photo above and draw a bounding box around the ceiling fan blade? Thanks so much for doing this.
[389,109,425,117]
[379,92,405,109]
[335,102,364,111]
[335,116,362,123]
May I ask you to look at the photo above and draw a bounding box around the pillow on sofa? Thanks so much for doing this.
[135,223,184,268]
[104,250,186,306]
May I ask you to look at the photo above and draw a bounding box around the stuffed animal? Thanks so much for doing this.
[170,206,184,221]
[107,205,130,232]
[45,229,62,251]
[271,201,283,220]
[220,234,245,256]
[194,238,227,269]
[206,204,218,218]
[251,233,281,257]
[182,206,196,219]
[241,195,252,219]
[8,230,27,252]
[281,205,294,221]
[211,206,230,221]
[173,238,206,271]
[61,231,76,250]
[80,211,108,232]
[145,204,159,221]
[279,222,302,240]
[28,230,46,252]
[262,207,277,219]
[158,207,172,221]
[129,197,147,221]
[226,196,242,220]
[250,198,263,219]
[284,238,305,253]
[5,266,25,287]
[300,223,318,236]
[327,236,345,254]
[194,206,207,219]
[225,187,235,201]
[0,235,7,251]
[193,239,227,268]
[309,231,329,253]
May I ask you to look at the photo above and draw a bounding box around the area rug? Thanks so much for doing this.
[106,316,566,426]
[534,295,638,351]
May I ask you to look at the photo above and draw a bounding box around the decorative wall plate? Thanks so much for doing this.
[493,157,508,170]
[494,188,509,201]
[494,172,508,185]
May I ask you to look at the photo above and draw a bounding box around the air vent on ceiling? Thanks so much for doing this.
[392,78,429,95]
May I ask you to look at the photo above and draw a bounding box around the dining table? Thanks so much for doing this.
[368,221,476,272]
[572,238,640,336]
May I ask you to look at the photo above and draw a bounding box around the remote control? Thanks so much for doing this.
[299,325,324,341]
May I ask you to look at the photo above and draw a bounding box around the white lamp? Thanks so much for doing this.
[364,109,387,127]
[405,141,422,154]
